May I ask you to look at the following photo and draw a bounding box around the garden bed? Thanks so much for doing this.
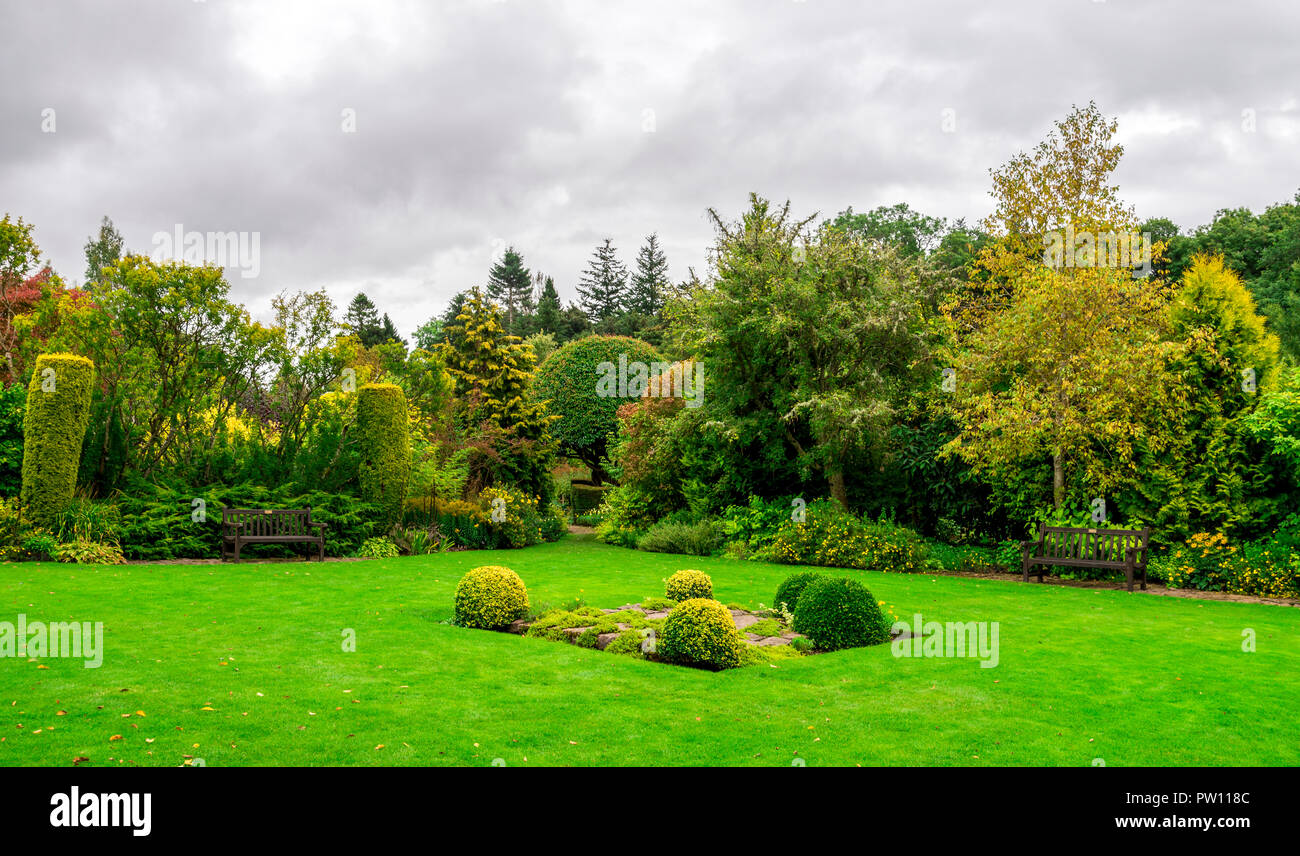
[504,601,806,651]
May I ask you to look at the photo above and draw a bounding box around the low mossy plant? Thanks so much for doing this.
[746,618,786,638]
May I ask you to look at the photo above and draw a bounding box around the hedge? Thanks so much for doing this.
[20,353,95,523]
[356,383,410,524]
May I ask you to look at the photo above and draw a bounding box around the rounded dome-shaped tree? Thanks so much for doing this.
[532,335,663,483]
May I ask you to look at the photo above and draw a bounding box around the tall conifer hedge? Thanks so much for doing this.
[20,353,95,523]
[356,382,410,524]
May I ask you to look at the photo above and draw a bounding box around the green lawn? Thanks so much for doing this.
[2,534,1296,767]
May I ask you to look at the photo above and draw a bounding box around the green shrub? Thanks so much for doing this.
[454,565,530,629]
[721,495,800,552]
[53,540,126,565]
[356,383,411,525]
[637,518,724,556]
[357,536,400,558]
[665,569,713,601]
[658,598,743,670]
[0,382,25,497]
[994,539,1023,571]
[935,516,977,546]
[593,484,657,547]
[0,497,35,560]
[20,354,95,524]
[793,576,890,651]
[20,531,58,561]
[774,571,825,613]
[112,482,384,560]
[54,498,122,545]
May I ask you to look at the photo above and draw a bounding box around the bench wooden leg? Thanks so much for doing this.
[1125,558,1134,592]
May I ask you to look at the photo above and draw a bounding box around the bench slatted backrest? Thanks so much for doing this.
[1039,526,1147,565]
[224,508,312,538]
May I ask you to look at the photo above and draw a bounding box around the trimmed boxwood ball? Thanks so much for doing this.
[774,571,825,613]
[20,353,95,525]
[792,576,889,651]
[658,598,743,670]
[356,383,411,525]
[454,565,530,629]
[665,569,713,601]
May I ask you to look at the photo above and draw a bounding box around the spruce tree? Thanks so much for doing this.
[343,293,384,346]
[629,232,669,316]
[379,313,406,347]
[535,275,561,334]
[486,246,532,333]
[576,238,628,324]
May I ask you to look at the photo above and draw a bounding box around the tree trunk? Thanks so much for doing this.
[828,470,848,508]
[1052,449,1064,510]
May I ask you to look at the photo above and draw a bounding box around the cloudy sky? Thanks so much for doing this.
[4,0,1299,339]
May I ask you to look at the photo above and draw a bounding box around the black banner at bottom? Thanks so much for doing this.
[0,765,1286,844]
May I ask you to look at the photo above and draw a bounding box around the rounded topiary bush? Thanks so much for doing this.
[454,565,530,629]
[792,576,889,651]
[658,598,743,670]
[665,569,713,601]
[774,571,825,614]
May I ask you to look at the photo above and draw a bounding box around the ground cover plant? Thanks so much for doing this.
[2,535,1296,767]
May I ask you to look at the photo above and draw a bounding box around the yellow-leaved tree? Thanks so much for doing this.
[942,103,1180,516]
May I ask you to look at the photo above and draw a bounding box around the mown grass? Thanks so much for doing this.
[1,534,1296,766]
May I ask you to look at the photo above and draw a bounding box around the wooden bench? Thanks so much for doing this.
[221,508,326,562]
[1021,524,1150,591]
